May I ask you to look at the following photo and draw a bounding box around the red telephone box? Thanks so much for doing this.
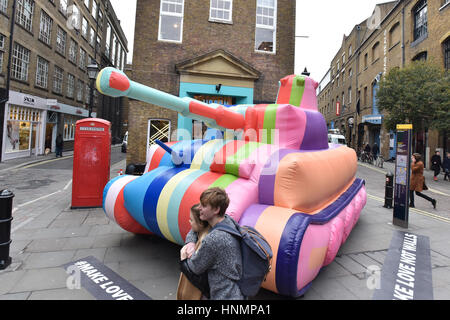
[72,118,111,208]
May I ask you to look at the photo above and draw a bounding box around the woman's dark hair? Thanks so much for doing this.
[191,204,209,229]
[413,153,422,162]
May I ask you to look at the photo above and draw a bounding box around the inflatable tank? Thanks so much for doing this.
[98,67,367,297]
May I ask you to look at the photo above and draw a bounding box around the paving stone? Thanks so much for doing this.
[431,266,450,288]
[72,248,107,262]
[0,292,31,300]
[23,250,76,269]
[131,275,178,300]
[28,287,95,300]
[83,216,109,226]
[365,250,388,265]
[26,238,68,253]
[91,234,123,248]
[348,252,383,269]
[433,285,450,300]
[430,250,450,268]
[334,254,367,275]
[9,267,69,293]
[309,276,359,300]
[9,239,32,254]
[48,217,85,228]
[62,236,96,250]
[317,261,352,279]
[0,270,27,295]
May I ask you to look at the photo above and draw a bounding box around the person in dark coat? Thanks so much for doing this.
[55,134,63,157]
[431,150,442,181]
[364,143,371,154]
[372,143,379,161]
[443,152,450,181]
[410,153,436,209]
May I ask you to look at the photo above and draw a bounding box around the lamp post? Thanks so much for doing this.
[87,61,99,118]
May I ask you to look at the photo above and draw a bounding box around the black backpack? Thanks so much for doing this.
[213,218,273,297]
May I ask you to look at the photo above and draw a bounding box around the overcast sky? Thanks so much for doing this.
[109,0,388,82]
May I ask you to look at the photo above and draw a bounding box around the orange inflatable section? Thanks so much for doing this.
[274,147,357,213]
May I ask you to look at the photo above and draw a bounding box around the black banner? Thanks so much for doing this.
[373,231,433,300]
[63,256,152,300]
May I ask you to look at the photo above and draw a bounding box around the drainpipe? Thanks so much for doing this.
[401,6,405,67]
[0,0,17,162]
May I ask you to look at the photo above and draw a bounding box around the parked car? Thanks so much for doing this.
[328,133,346,145]
[121,131,128,153]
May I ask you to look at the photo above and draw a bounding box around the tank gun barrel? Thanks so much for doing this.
[96,67,245,130]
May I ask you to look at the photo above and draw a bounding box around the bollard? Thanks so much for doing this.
[384,172,394,209]
[0,189,14,270]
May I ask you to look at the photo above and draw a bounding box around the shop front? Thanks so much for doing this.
[2,91,47,161]
[1,91,89,161]
[46,102,89,152]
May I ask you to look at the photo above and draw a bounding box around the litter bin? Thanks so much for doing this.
[0,189,14,270]
[384,172,394,209]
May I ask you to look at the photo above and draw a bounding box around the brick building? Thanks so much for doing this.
[0,0,128,161]
[318,0,450,166]
[128,0,295,164]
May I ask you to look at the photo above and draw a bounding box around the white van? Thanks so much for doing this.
[328,133,346,145]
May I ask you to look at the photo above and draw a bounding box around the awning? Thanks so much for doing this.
[362,114,383,124]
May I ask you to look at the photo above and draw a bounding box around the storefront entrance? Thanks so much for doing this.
[4,105,43,159]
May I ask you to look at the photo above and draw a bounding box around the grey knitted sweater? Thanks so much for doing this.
[185,214,244,300]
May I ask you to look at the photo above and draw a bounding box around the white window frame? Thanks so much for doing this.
[67,73,75,98]
[64,115,76,141]
[209,0,233,23]
[0,0,8,14]
[89,26,95,47]
[82,16,88,38]
[39,10,53,45]
[79,47,86,70]
[56,26,66,55]
[36,56,49,88]
[76,79,84,102]
[53,65,64,94]
[11,42,30,81]
[59,0,68,16]
[69,39,77,63]
[348,87,352,104]
[255,0,277,54]
[16,0,35,32]
[158,0,184,43]
[92,1,97,19]
[147,119,171,160]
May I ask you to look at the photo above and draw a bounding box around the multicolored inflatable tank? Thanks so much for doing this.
[99,67,367,297]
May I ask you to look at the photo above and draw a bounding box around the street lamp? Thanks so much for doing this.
[87,61,99,118]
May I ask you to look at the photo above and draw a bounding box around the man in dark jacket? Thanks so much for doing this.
[431,150,442,181]
[372,143,379,161]
[443,152,450,181]
[55,134,63,157]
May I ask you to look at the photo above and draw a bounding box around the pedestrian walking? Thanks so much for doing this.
[177,204,210,300]
[180,187,244,300]
[431,150,442,181]
[443,152,450,181]
[55,134,63,157]
[372,142,379,162]
[410,153,436,209]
